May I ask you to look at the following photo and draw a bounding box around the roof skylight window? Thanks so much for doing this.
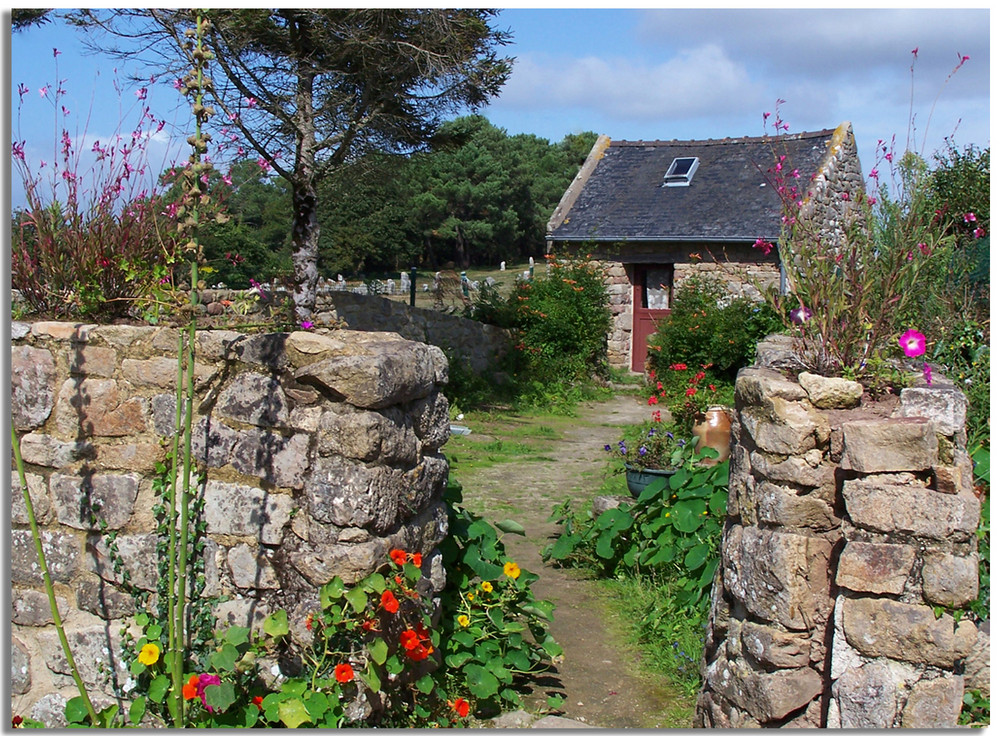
[663,156,699,187]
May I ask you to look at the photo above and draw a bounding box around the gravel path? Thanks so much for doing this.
[453,393,688,728]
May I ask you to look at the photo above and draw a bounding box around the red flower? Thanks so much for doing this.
[695,371,706,381]
[451,698,471,718]
[12,716,23,728]
[652,410,662,423]
[252,696,264,711]
[389,549,408,566]
[334,663,355,683]
[182,675,199,701]
[405,643,432,661]
[709,384,716,391]
[381,590,400,614]
[647,395,658,405]
[685,387,697,397]
[361,618,379,633]
[411,552,422,567]
[670,363,687,371]
[305,613,314,631]
[400,629,420,650]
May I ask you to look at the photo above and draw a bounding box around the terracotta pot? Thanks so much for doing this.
[692,405,732,465]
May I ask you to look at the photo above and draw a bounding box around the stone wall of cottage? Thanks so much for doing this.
[696,335,988,728]
[11,321,452,725]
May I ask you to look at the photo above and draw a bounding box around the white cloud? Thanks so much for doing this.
[502,44,761,121]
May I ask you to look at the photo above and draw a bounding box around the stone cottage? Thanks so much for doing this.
[546,124,863,372]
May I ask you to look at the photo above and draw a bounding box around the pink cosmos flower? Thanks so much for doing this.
[899,329,926,358]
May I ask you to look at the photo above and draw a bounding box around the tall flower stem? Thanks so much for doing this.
[11,426,99,725]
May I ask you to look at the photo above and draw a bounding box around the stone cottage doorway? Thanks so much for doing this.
[630,264,672,372]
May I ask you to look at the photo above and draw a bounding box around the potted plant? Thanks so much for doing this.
[648,364,734,465]
[605,417,691,498]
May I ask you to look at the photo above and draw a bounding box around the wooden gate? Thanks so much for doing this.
[631,265,673,373]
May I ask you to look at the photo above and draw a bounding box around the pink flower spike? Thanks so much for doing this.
[245,96,257,107]
[899,329,926,358]
[918,242,931,255]
[39,86,49,98]
[135,87,148,100]
[53,48,61,57]
[958,52,970,65]
[911,47,918,58]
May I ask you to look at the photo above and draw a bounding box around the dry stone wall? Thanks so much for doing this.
[697,335,986,728]
[10,320,452,724]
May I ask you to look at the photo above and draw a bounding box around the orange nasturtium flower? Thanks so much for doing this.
[389,549,408,566]
[334,663,355,683]
[480,581,493,593]
[138,642,160,666]
[411,552,422,567]
[400,629,420,651]
[381,590,400,614]
[503,561,521,580]
[183,675,200,701]
[451,697,471,718]
[252,696,264,711]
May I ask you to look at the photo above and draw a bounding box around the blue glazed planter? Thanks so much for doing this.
[624,464,676,499]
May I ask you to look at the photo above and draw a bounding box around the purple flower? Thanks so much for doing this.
[665,432,674,440]
[300,320,314,330]
[647,428,656,437]
[619,446,627,455]
[922,362,933,387]
[639,447,648,456]
[604,444,611,452]
[789,305,812,325]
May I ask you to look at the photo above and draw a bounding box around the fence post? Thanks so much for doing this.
[410,266,417,306]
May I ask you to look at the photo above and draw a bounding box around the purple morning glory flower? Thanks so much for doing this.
[604,444,612,452]
[648,428,656,437]
[620,447,627,455]
[639,446,648,456]
[666,432,674,439]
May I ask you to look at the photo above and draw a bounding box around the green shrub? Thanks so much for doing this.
[544,439,728,612]
[647,276,782,381]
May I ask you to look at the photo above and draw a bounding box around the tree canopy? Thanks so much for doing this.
[74,9,513,319]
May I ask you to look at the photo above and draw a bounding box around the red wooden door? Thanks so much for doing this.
[631,265,673,373]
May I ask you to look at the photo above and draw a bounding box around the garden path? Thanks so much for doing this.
[450,393,690,728]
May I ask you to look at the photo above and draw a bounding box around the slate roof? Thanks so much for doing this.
[548,129,836,244]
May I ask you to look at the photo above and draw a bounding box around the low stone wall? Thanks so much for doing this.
[696,335,986,728]
[194,286,512,377]
[11,321,452,725]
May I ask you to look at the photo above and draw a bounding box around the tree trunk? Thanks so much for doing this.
[290,179,319,322]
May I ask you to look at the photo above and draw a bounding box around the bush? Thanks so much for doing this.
[646,276,782,381]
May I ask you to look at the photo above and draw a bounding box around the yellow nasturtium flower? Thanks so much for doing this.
[503,561,521,580]
[457,615,470,628]
[480,581,493,593]
[138,642,160,667]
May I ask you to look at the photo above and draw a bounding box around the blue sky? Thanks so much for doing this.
[8,8,992,211]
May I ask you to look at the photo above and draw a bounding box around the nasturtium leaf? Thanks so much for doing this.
[709,490,728,514]
[465,664,500,699]
[415,675,435,694]
[609,510,633,533]
[487,606,505,629]
[134,612,150,627]
[595,530,615,559]
[495,519,526,535]
[386,654,404,676]
[360,572,386,594]
[466,518,493,539]
[451,630,476,648]
[548,694,567,710]
[98,703,119,728]
[321,578,346,606]
[65,696,90,724]
[210,643,240,672]
[648,546,676,565]
[461,546,504,580]
[344,586,368,614]
[595,508,618,530]
[368,638,388,665]
[205,682,237,712]
[361,661,382,692]
[303,691,330,720]
[148,674,170,704]
[128,696,146,726]
[278,698,313,729]
[500,688,521,703]
[549,533,579,560]
[669,468,691,490]
[145,623,163,639]
[684,543,710,572]
[263,609,289,638]
[507,649,531,672]
[671,500,704,533]
[445,651,473,668]
[540,636,563,658]
[637,476,668,503]
[282,680,307,697]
